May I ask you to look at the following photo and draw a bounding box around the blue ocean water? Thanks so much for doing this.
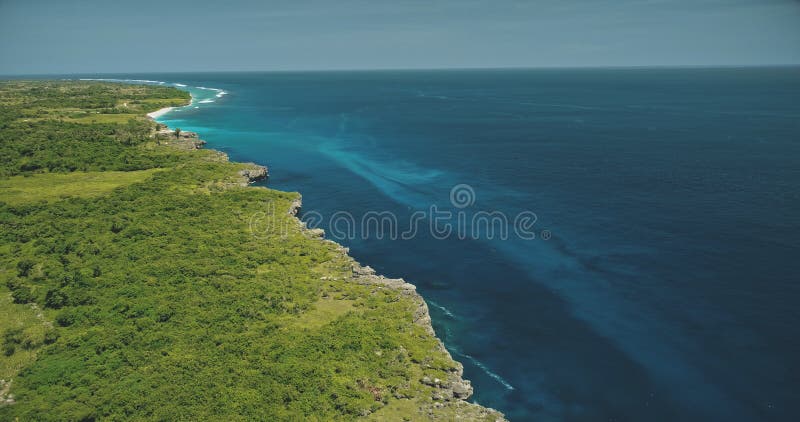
[100,68,799,420]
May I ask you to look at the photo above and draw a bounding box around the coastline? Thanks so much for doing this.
[146,106,175,119]
[149,98,505,420]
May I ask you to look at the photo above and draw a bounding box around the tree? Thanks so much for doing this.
[17,259,35,277]
[44,288,69,309]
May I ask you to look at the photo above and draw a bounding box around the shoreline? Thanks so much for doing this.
[146,106,175,119]
[149,97,505,420]
[146,85,198,119]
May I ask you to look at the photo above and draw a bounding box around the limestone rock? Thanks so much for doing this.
[289,197,302,216]
[238,164,268,183]
[451,380,473,399]
[352,265,376,276]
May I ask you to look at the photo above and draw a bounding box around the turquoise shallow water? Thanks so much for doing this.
[82,68,799,420]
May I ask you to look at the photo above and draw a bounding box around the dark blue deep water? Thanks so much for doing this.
[107,68,799,420]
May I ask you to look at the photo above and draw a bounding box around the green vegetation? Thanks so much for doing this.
[0,82,190,177]
[0,169,163,205]
[0,81,502,420]
[0,290,51,380]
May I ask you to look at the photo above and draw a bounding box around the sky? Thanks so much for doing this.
[1,0,799,74]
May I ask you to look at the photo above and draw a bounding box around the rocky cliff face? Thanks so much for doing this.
[154,128,207,150]
[152,107,505,421]
[286,197,507,421]
[237,165,269,184]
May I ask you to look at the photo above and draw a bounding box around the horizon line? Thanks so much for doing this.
[2,63,800,77]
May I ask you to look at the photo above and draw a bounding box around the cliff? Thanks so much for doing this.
[0,80,505,421]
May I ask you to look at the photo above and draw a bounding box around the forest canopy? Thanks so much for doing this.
[0,81,501,421]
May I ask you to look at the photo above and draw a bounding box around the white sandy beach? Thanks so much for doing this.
[146,107,174,119]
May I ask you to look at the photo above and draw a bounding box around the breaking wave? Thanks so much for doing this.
[451,350,515,391]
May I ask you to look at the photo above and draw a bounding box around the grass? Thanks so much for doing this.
[367,397,421,421]
[369,398,501,421]
[63,113,143,124]
[0,286,50,381]
[14,115,144,124]
[0,168,163,205]
[289,297,356,330]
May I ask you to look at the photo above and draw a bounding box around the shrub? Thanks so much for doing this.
[44,288,69,309]
[43,329,60,345]
[7,279,36,304]
[2,328,24,356]
[16,258,35,277]
[55,310,77,327]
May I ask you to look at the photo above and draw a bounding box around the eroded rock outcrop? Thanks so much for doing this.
[289,197,303,216]
[333,235,504,418]
[238,164,269,184]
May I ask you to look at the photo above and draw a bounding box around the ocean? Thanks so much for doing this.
[91,68,799,420]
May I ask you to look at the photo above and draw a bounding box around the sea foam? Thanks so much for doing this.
[452,351,515,391]
[428,301,457,319]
